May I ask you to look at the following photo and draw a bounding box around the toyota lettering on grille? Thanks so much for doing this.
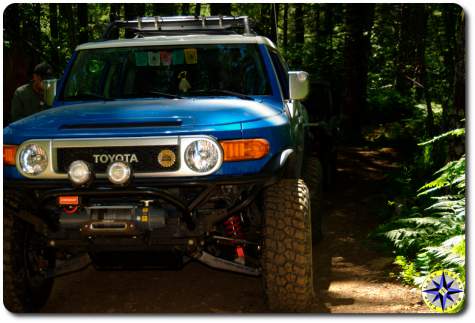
[93,154,139,164]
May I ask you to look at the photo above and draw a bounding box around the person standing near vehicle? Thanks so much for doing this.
[10,62,54,122]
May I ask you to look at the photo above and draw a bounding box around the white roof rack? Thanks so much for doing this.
[102,16,254,40]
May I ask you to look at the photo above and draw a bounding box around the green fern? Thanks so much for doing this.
[418,156,465,196]
[376,130,465,287]
[418,128,465,146]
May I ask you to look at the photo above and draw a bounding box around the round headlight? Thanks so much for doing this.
[19,144,48,175]
[68,160,92,186]
[106,161,132,185]
[185,139,220,173]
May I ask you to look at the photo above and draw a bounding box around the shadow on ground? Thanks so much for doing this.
[40,146,428,313]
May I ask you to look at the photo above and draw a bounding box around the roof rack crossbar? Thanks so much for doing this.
[154,16,159,30]
[102,15,254,40]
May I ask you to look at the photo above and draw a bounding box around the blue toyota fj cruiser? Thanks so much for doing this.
[3,16,323,312]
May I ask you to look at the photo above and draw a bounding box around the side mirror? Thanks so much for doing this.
[43,79,58,107]
[288,71,309,100]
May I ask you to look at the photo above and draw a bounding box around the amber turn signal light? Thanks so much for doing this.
[58,196,80,206]
[3,145,17,165]
[220,139,270,162]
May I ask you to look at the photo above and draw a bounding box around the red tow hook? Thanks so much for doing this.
[63,205,79,215]
[58,196,80,215]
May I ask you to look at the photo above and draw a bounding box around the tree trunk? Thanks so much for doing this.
[152,4,176,16]
[395,4,421,96]
[78,4,88,44]
[110,3,121,21]
[282,4,288,54]
[49,4,59,66]
[3,3,20,33]
[395,4,409,94]
[124,3,146,19]
[60,4,77,50]
[441,5,457,130]
[181,3,190,16]
[3,3,23,124]
[294,4,305,66]
[269,3,279,44]
[124,4,145,37]
[108,3,121,39]
[33,4,41,49]
[341,4,375,141]
[194,4,201,17]
[315,4,321,36]
[452,9,465,124]
[210,3,232,16]
[413,6,435,135]
[316,4,339,81]
[446,9,465,159]
[322,4,334,47]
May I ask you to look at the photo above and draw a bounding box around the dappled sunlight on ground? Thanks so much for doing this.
[42,146,429,313]
[313,145,429,313]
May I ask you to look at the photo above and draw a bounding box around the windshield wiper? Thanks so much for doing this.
[63,93,115,101]
[188,89,255,101]
[124,91,183,99]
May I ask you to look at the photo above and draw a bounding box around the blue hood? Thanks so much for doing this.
[5,98,284,143]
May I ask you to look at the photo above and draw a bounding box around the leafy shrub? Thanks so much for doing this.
[375,128,465,291]
[394,255,420,285]
[367,87,416,123]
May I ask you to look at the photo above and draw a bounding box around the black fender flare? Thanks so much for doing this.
[263,148,300,179]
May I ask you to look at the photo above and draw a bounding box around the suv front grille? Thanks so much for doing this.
[56,145,180,173]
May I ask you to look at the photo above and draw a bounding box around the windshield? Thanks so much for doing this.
[62,44,271,100]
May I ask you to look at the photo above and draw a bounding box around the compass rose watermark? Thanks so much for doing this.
[421,270,465,313]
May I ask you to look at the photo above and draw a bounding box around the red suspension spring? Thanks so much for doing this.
[223,215,243,242]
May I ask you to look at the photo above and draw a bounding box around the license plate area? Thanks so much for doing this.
[56,145,179,173]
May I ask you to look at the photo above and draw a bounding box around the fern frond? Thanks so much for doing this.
[395,217,442,227]
[418,128,465,146]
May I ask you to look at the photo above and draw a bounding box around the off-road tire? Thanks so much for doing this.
[262,179,315,312]
[303,157,324,241]
[3,205,55,313]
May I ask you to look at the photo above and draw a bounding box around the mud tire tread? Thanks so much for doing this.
[303,157,324,241]
[3,202,53,313]
[262,179,315,312]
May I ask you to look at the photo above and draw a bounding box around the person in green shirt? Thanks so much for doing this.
[11,62,54,122]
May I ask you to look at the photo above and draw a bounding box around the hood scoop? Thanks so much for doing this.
[60,120,182,130]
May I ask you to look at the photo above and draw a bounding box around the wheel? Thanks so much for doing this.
[3,205,55,312]
[262,179,315,312]
[303,157,324,241]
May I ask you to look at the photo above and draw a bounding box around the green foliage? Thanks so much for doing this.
[366,87,415,123]
[376,129,465,288]
[418,128,465,146]
[394,256,420,285]
[418,156,465,196]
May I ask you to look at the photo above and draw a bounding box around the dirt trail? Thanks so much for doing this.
[312,146,428,313]
[41,146,429,313]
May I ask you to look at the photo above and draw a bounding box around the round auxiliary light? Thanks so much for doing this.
[184,139,220,173]
[68,160,92,186]
[106,161,132,185]
[19,144,48,175]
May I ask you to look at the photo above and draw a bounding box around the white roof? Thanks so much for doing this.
[76,34,276,51]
